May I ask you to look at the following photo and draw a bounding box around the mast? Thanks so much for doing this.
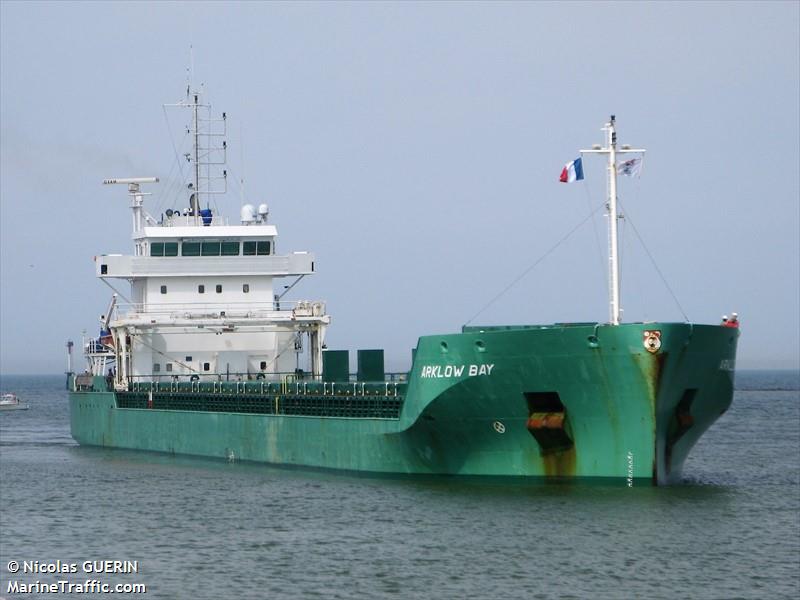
[165,84,228,226]
[581,116,645,325]
[192,91,200,225]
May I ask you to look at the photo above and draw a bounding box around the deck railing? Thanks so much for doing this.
[126,370,408,395]
[110,300,326,321]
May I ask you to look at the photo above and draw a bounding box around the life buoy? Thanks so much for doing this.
[190,374,199,382]
[256,373,266,380]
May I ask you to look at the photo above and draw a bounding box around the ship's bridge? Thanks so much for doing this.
[97,223,313,279]
[96,251,313,278]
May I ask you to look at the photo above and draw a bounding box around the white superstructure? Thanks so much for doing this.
[88,89,329,390]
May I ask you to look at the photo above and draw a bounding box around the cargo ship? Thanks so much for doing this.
[68,88,739,485]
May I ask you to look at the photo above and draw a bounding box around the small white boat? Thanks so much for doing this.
[0,393,29,411]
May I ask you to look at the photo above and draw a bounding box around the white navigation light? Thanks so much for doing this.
[240,204,256,224]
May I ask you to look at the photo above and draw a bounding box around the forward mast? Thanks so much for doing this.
[581,115,645,326]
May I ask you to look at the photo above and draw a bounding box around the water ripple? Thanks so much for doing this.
[0,374,798,599]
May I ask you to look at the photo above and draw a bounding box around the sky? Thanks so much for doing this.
[1,1,798,374]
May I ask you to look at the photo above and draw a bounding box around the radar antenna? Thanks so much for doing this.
[102,177,159,233]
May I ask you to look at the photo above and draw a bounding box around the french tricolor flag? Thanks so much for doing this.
[559,157,584,183]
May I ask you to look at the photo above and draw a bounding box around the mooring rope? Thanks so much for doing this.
[463,199,607,327]
[616,197,690,322]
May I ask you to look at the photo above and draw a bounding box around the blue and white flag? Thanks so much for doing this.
[559,157,584,183]
[617,157,643,178]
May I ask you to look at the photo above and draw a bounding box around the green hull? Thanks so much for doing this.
[69,322,738,484]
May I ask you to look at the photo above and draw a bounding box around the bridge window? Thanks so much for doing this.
[216,284,222,293]
[221,241,240,256]
[243,284,250,293]
[198,285,205,294]
[201,241,221,256]
[180,240,241,256]
[166,363,173,372]
[243,241,271,256]
[203,362,210,372]
[182,241,201,256]
[153,363,160,373]
[160,285,167,294]
[151,242,178,256]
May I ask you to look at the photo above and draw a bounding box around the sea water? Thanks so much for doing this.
[1,371,798,599]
